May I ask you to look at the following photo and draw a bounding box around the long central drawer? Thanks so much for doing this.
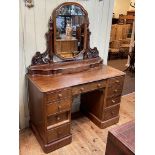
[72,80,107,95]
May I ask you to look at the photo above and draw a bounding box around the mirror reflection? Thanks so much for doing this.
[55,5,85,59]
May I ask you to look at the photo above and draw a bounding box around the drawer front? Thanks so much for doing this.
[106,96,121,107]
[47,111,69,127]
[47,98,71,116]
[107,85,123,97]
[104,105,120,120]
[108,76,125,87]
[72,80,106,95]
[47,123,70,143]
[46,88,71,103]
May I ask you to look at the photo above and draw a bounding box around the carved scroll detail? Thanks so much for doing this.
[84,47,99,59]
[31,51,50,65]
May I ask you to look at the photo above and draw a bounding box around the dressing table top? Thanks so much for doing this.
[28,65,125,92]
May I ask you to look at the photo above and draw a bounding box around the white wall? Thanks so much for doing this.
[113,0,131,18]
[129,0,135,10]
[19,0,114,129]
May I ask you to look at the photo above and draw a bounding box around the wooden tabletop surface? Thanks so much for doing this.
[27,65,125,92]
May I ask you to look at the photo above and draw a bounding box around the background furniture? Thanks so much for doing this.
[109,10,135,60]
[105,120,135,155]
[109,24,131,59]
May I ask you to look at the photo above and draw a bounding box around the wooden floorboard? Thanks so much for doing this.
[19,93,135,155]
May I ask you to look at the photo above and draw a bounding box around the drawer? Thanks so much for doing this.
[72,80,106,95]
[107,84,123,98]
[47,98,71,116]
[103,105,120,120]
[106,96,121,107]
[47,111,70,127]
[46,88,71,103]
[47,123,70,143]
[108,76,124,87]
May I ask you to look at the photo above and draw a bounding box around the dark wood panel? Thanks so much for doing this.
[81,89,105,120]
[28,80,46,143]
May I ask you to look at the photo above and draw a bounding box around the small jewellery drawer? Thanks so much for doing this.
[108,76,124,87]
[107,84,123,98]
[47,98,71,116]
[47,123,70,143]
[106,96,121,107]
[103,104,120,120]
[46,88,71,103]
[72,80,106,95]
[47,111,70,127]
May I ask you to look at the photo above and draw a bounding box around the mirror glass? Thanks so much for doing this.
[55,5,85,59]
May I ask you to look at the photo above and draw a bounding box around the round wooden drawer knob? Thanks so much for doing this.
[80,87,84,91]
[115,80,120,83]
[58,106,61,110]
[114,89,118,93]
[58,94,62,98]
[112,100,116,103]
[57,116,60,121]
[97,84,101,88]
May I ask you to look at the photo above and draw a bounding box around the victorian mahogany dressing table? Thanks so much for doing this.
[27,2,125,153]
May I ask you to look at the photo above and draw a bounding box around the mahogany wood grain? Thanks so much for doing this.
[27,64,125,153]
[105,120,135,155]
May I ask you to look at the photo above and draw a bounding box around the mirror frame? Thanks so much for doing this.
[52,2,89,60]
[30,2,99,65]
